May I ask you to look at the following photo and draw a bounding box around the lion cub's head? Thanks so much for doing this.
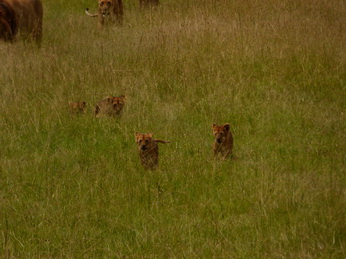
[111,95,125,115]
[69,101,87,114]
[212,123,230,144]
[98,0,114,16]
[135,133,155,151]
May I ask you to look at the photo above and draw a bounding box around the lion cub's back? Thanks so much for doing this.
[95,97,114,116]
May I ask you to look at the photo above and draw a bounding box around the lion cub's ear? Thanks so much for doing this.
[223,123,230,132]
[148,133,153,139]
[212,123,217,130]
[135,132,140,142]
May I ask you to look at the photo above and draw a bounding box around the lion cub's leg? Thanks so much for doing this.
[98,15,105,28]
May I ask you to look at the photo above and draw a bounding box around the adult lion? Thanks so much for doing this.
[85,0,123,27]
[0,0,43,45]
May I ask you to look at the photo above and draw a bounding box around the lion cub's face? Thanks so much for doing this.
[105,95,125,115]
[135,133,155,151]
[112,95,125,113]
[98,0,114,16]
[212,123,230,144]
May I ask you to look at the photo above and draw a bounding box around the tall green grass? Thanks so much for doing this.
[1,0,345,257]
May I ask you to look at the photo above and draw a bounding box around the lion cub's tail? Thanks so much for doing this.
[155,139,170,144]
[85,8,98,17]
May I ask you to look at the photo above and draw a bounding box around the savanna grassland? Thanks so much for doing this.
[1,0,345,257]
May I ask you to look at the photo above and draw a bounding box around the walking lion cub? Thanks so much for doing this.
[135,132,170,170]
[212,123,234,159]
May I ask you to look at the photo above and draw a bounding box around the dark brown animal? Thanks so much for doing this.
[139,0,159,8]
[0,0,43,45]
[135,132,170,170]
[212,123,234,159]
[85,0,123,27]
[95,95,125,117]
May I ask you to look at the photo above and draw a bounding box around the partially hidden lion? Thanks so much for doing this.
[0,0,43,45]
[85,0,123,27]
[212,123,234,159]
[95,95,126,118]
[69,101,87,114]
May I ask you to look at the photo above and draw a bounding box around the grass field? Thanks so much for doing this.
[1,0,345,257]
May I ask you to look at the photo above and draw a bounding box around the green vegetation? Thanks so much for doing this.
[1,0,345,257]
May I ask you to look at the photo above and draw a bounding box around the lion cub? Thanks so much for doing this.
[69,101,87,114]
[212,123,234,159]
[135,132,170,170]
[95,95,125,118]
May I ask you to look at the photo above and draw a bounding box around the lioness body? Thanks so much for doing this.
[85,0,123,27]
[135,132,169,170]
[212,123,233,159]
[95,96,125,117]
[0,0,43,44]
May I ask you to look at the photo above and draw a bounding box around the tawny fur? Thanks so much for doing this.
[212,123,234,159]
[135,132,170,170]
[95,95,125,118]
[0,0,43,45]
[85,0,123,27]
[69,101,87,114]
[139,0,159,8]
